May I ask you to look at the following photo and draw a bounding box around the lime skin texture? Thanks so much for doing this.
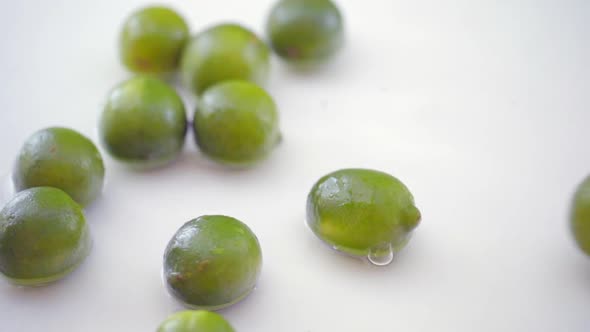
[307,168,421,259]
[571,175,590,256]
[193,80,281,166]
[266,0,344,66]
[164,215,262,310]
[0,187,91,286]
[157,310,235,332]
[181,23,270,95]
[119,6,189,74]
[13,127,105,207]
[99,76,188,169]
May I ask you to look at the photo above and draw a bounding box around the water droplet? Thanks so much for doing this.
[367,243,394,266]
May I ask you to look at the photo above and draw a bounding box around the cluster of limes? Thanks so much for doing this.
[2,0,590,331]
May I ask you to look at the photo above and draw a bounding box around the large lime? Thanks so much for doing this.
[307,168,421,263]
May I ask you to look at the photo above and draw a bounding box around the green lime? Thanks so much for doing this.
[13,127,105,207]
[180,23,270,95]
[99,76,187,168]
[193,80,280,166]
[0,187,91,286]
[157,310,235,332]
[266,0,344,66]
[307,168,421,263]
[119,6,189,74]
[571,176,590,256]
[164,215,262,310]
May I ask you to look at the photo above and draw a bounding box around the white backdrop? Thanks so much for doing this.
[0,0,589,331]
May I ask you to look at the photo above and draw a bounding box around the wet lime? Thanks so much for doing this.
[307,169,421,263]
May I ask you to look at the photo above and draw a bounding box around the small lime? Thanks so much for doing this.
[181,23,270,95]
[119,6,189,74]
[13,127,104,206]
[100,76,187,168]
[157,310,235,332]
[266,0,344,66]
[164,215,262,310]
[0,187,91,286]
[194,80,280,166]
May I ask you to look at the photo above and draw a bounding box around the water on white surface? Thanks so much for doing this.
[368,243,395,266]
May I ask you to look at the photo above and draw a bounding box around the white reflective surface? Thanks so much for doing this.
[0,0,589,331]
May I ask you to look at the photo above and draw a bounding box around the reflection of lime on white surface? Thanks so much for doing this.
[0,173,14,207]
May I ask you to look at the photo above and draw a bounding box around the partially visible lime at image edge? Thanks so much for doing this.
[266,0,344,67]
[571,176,590,256]
[157,310,235,332]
